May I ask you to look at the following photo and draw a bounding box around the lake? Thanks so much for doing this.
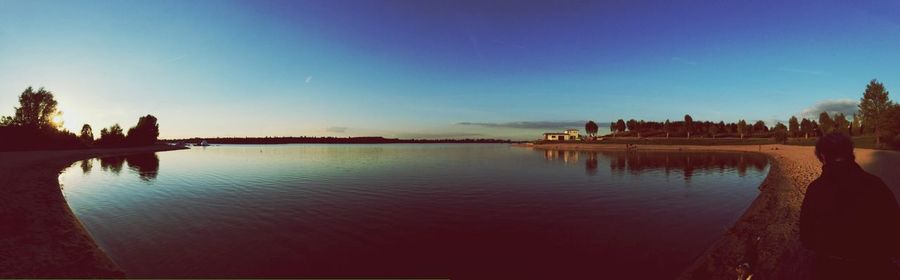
[59,144,769,279]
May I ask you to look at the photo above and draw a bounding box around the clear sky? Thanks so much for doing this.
[2,0,900,140]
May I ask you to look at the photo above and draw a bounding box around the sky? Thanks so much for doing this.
[2,0,900,140]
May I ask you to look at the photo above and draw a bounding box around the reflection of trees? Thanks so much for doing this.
[80,159,92,174]
[97,153,160,181]
[605,151,768,181]
[126,153,159,181]
[99,156,125,174]
[585,152,598,176]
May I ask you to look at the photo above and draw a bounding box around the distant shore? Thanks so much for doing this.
[524,143,900,279]
[0,145,187,278]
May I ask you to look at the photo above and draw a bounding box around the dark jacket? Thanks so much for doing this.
[800,160,900,260]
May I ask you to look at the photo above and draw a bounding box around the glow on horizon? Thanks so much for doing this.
[2,0,900,140]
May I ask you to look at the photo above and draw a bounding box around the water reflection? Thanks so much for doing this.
[78,153,161,181]
[539,149,768,181]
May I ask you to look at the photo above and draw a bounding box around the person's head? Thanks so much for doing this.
[814,133,855,164]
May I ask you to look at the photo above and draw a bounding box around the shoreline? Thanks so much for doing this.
[524,143,900,279]
[0,145,187,278]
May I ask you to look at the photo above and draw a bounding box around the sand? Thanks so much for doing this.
[525,143,900,280]
[0,145,187,278]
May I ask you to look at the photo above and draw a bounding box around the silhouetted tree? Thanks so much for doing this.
[584,121,598,138]
[859,79,894,144]
[125,114,160,146]
[79,124,93,144]
[737,120,747,139]
[833,112,850,135]
[98,124,126,147]
[752,120,768,134]
[10,87,60,129]
[789,116,799,138]
[774,122,788,143]
[664,119,671,138]
[615,119,626,136]
[800,118,812,138]
[851,113,862,136]
[819,111,834,135]
[684,114,693,138]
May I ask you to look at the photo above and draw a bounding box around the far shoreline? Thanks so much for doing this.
[0,145,187,278]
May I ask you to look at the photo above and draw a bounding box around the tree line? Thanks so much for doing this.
[0,87,161,151]
[583,79,900,148]
[164,136,516,145]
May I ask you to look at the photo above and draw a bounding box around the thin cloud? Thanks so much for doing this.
[162,54,188,64]
[326,126,347,133]
[394,132,484,139]
[456,121,595,130]
[305,76,313,83]
[800,99,858,119]
[779,67,829,76]
[671,57,699,65]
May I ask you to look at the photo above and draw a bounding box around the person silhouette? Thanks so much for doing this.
[800,133,900,280]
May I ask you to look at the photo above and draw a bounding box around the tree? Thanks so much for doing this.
[125,115,160,146]
[737,120,748,139]
[800,118,812,138]
[859,79,894,144]
[615,119,626,136]
[833,113,850,135]
[882,104,900,148]
[98,124,126,147]
[10,87,60,129]
[788,116,799,138]
[752,120,768,134]
[709,123,719,138]
[684,114,693,138]
[584,121,598,139]
[818,111,835,135]
[664,119,671,138]
[79,124,93,144]
[851,113,862,136]
[774,122,788,143]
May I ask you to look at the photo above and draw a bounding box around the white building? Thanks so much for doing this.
[543,129,581,141]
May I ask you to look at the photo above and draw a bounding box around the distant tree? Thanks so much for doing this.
[709,123,719,138]
[819,111,835,135]
[851,113,862,136]
[737,120,747,139]
[616,119,626,136]
[0,116,11,126]
[833,113,850,135]
[664,119,671,138]
[774,122,788,143]
[125,115,160,146]
[800,118,812,138]
[684,114,693,138]
[788,116,799,138]
[98,124,126,147]
[859,79,895,144]
[882,104,900,148]
[584,121,598,139]
[626,119,637,132]
[10,87,60,129]
[752,120,768,134]
[79,124,93,144]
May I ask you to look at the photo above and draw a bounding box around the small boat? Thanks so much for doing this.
[196,140,210,146]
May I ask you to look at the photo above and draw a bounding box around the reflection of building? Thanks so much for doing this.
[543,150,579,163]
[543,129,581,141]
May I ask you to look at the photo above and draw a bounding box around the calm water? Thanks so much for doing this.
[59,144,769,279]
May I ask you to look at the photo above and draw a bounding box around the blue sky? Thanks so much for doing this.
[2,0,900,140]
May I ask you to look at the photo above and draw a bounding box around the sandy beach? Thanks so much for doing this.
[0,145,187,278]
[526,143,900,279]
